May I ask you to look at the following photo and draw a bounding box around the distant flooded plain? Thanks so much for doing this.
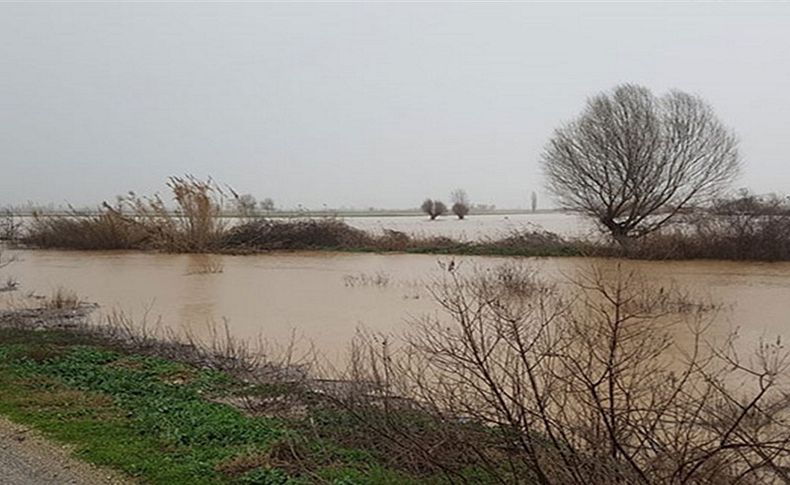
[3,245,789,363]
[342,212,596,239]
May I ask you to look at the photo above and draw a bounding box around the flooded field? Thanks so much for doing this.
[341,212,596,240]
[2,248,789,362]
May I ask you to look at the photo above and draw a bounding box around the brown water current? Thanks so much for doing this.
[2,249,789,363]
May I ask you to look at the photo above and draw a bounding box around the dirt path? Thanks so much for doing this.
[0,415,130,485]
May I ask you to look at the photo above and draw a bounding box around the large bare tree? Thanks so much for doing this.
[542,85,740,245]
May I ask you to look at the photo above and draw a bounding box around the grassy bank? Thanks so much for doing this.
[0,309,503,485]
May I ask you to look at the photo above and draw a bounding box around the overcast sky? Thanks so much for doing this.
[1,2,789,210]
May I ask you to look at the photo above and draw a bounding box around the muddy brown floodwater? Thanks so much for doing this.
[2,249,789,363]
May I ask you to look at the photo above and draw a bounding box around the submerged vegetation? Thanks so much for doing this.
[0,263,787,484]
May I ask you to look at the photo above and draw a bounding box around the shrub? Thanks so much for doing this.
[24,209,148,250]
[222,218,373,250]
[630,191,790,261]
[0,209,21,241]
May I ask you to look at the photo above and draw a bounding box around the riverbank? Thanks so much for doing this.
[2,261,788,484]
[18,215,584,257]
[8,176,790,261]
[0,306,500,484]
[13,210,790,261]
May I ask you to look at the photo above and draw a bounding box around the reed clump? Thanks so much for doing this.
[23,175,229,252]
[121,175,229,252]
[24,209,148,250]
[44,287,82,309]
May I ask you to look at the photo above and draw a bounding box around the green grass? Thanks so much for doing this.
[0,328,424,484]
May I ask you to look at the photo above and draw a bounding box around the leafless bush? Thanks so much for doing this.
[0,277,18,293]
[631,191,790,261]
[0,247,18,292]
[0,248,13,271]
[87,308,308,388]
[330,262,790,484]
[375,229,411,251]
[222,217,373,250]
[0,210,21,241]
[185,256,225,275]
[44,287,82,309]
[472,227,580,256]
[342,271,391,288]
[0,302,310,400]
[24,208,149,250]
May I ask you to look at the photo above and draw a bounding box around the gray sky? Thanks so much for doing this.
[1,2,789,210]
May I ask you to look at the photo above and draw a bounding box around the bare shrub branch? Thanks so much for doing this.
[333,262,789,483]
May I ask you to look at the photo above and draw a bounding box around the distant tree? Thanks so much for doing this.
[0,209,21,241]
[450,189,470,220]
[473,203,496,212]
[530,191,538,212]
[235,194,257,218]
[542,84,740,246]
[421,198,447,220]
[259,198,275,212]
